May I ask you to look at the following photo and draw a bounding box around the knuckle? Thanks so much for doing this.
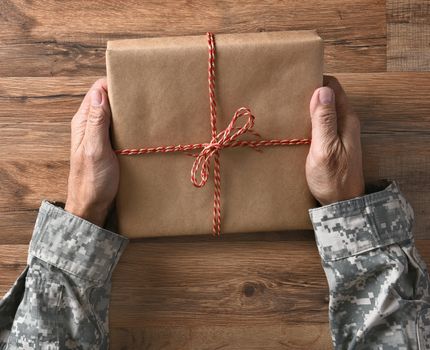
[315,107,336,125]
[82,143,103,160]
[314,142,342,171]
[88,107,105,126]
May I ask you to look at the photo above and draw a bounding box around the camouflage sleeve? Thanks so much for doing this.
[309,181,430,349]
[0,200,128,350]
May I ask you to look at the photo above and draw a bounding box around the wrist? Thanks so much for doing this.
[64,201,109,227]
[317,189,366,207]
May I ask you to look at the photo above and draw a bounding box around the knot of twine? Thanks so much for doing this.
[115,32,311,236]
[191,106,256,188]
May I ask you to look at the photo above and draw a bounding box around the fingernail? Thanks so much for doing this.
[319,87,333,105]
[91,89,102,107]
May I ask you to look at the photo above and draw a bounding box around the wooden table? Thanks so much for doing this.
[0,1,429,348]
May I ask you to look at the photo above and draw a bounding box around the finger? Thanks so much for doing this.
[324,75,361,146]
[83,86,112,153]
[309,86,338,148]
[75,78,108,120]
[324,75,352,119]
[70,78,108,152]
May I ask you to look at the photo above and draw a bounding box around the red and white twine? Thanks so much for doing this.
[115,32,311,236]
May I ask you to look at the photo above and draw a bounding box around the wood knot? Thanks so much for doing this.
[242,282,258,297]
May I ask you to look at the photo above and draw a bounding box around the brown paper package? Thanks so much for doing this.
[106,30,323,238]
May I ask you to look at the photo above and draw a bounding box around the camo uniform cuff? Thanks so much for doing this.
[28,200,129,284]
[309,181,414,262]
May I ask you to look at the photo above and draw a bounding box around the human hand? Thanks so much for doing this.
[65,78,119,227]
[306,76,365,206]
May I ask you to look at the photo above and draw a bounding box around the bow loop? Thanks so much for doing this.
[219,107,255,145]
[190,107,255,188]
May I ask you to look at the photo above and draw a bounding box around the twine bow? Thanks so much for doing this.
[191,106,257,188]
[115,32,311,236]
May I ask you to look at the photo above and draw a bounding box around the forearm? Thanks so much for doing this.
[0,201,128,350]
[310,181,430,349]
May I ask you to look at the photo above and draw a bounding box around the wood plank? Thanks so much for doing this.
[110,241,328,327]
[3,240,430,348]
[0,0,386,75]
[109,325,332,349]
[337,73,430,133]
[387,0,430,71]
[0,160,68,209]
[0,210,38,245]
[2,73,430,159]
[0,77,93,161]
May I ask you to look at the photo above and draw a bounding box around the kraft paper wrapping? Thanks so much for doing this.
[106,30,323,238]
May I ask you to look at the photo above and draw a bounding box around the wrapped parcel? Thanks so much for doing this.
[106,30,323,238]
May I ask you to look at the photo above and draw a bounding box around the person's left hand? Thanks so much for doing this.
[64,78,119,227]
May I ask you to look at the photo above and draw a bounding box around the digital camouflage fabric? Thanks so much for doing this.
[310,181,430,349]
[0,201,128,349]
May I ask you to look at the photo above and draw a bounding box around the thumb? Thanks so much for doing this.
[84,87,111,146]
[309,87,338,146]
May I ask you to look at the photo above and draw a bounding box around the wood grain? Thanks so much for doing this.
[109,241,327,327]
[337,73,430,133]
[109,325,332,349]
[1,73,429,160]
[387,0,430,71]
[0,0,387,75]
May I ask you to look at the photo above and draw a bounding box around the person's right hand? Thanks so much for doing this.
[305,76,365,206]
